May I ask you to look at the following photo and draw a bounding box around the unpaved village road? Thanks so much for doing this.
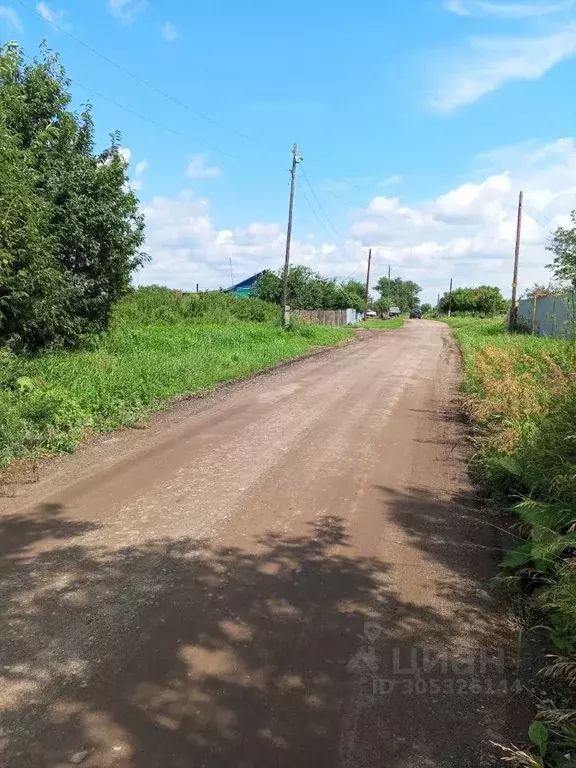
[0,320,528,768]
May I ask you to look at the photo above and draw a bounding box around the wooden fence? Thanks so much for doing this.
[291,309,362,326]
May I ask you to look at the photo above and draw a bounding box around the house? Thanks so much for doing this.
[223,271,265,298]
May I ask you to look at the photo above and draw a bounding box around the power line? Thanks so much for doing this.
[311,183,374,211]
[300,166,339,236]
[296,177,337,240]
[13,0,280,153]
[342,264,364,281]
[20,50,239,159]
[68,75,241,160]
[523,203,555,231]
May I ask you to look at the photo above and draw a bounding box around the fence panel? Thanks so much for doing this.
[517,294,576,338]
[291,309,362,326]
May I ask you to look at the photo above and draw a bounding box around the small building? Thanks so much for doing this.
[223,272,265,298]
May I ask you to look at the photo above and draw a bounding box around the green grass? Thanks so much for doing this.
[444,316,576,764]
[0,321,353,469]
[358,318,404,330]
[445,316,569,394]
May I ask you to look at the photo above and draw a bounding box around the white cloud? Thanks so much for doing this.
[118,147,132,165]
[431,26,576,111]
[350,138,576,300]
[136,190,366,292]
[445,0,576,17]
[129,159,148,192]
[162,21,179,41]
[0,6,22,30]
[186,154,221,179]
[107,0,147,22]
[36,2,69,27]
[135,138,576,304]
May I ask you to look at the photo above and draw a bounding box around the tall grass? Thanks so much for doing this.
[113,285,280,327]
[0,289,353,470]
[445,317,576,765]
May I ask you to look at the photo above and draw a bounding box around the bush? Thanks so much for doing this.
[112,287,279,328]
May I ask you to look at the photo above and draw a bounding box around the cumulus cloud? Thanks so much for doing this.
[162,21,179,41]
[0,6,22,30]
[135,138,576,303]
[350,138,576,300]
[186,154,221,179]
[431,25,576,111]
[136,190,366,292]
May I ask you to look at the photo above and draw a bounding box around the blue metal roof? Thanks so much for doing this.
[223,271,265,295]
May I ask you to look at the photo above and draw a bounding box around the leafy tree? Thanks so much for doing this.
[251,267,365,312]
[250,270,282,304]
[522,280,567,300]
[420,303,432,314]
[547,211,576,288]
[0,43,146,351]
[374,276,421,313]
[438,286,505,316]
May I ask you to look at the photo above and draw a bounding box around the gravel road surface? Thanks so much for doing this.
[0,320,528,767]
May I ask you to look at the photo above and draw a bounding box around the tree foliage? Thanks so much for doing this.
[521,281,567,300]
[251,267,366,312]
[373,276,421,313]
[438,285,506,316]
[547,212,576,288]
[0,43,146,352]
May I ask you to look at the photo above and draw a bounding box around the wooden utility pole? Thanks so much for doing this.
[364,249,373,318]
[282,142,301,327]
[509,190,523,330]
[228,258,235,292]
[437,292,440,316]
[388,265,392,311]
[448,278,453,317]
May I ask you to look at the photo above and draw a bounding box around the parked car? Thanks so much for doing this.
[365,310,378,318]
[389,306,401,317]
[409,308,423,319]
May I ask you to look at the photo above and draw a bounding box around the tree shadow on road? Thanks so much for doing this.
[0,500,502,768]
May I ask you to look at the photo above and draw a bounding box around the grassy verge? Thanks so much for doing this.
[0,321,353,470]
[444,317,576,766]
[358,318,404,330]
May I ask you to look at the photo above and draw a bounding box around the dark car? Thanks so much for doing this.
[409,308,423,319]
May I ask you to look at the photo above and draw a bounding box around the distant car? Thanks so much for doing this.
[365,310,378,318]
[409,308,423,319]
[389,306,401,317]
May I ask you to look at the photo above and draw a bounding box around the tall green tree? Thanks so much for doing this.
[547,212,576,288]
[0,43,146,351]
[374,276,421,313]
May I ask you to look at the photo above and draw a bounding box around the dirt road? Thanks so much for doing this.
[0,320,528,767]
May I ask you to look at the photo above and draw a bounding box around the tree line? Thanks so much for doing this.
[252,267,423,314]
[0,43,145,353]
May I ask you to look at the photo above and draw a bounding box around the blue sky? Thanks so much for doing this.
[2,0,576,302]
